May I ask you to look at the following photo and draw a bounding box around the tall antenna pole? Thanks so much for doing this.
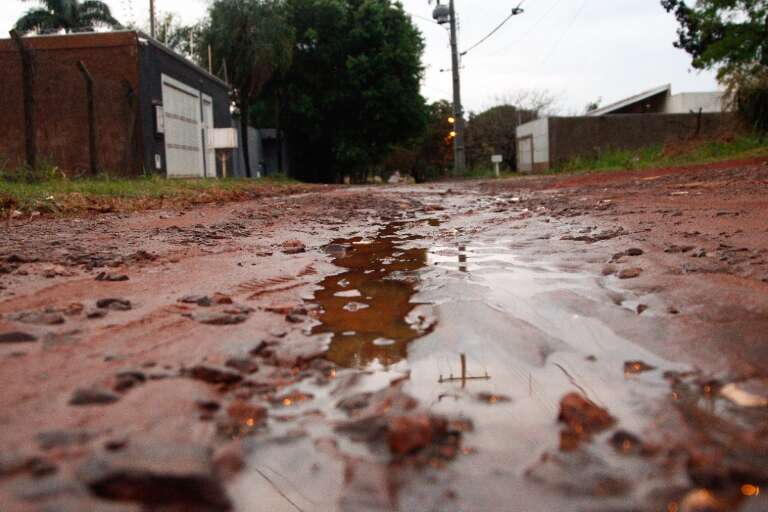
[149,0,156,38]
[448,0,466,175]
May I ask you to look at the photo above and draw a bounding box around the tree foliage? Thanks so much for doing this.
[196,0,294,177]
[276,0,427,182]
[466,105,537,172]
[661,0,768,79]
[154,12,196,58]
[661,0,768,131]
[15,0,120,34]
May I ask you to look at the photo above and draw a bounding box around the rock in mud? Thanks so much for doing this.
[618,267,643,279]
[85,307,108,319]
[96,298,132,311]
[11,311,66,325]
[211,293,233,305]
[558,393,615,451]
[0,331,37,344]
[186,311,248,325]
[180,295,213,307]
[388,414,434,455]
[189,365,243,385]
[475,392,512,404]
[624,360,657,375]
[69,388,121,406]
[113,370,147,392]
[37,430,93,451]
[224,357,258,374]
[608,430,643,455]
[626,248,644,256]
[76,441,231,510]
[281,239,306,254]
[95,272,129,282]
[226,401,267,426]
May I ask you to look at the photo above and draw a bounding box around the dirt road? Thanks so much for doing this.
[1,159,768,511]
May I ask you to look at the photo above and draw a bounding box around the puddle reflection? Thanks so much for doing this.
[311,222,432,368]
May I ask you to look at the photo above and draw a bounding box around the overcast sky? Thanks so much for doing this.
[1,0,720,114]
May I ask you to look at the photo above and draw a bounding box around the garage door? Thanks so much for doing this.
[518,136,533,173]
[162,75,204,177]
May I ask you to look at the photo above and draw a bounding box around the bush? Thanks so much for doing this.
[724,68,768,135]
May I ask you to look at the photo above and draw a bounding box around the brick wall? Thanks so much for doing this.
[0,32,141,175]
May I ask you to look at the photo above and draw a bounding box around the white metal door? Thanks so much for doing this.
[162,74,204,177]
[202,95,215,178]
[518,137,533,172]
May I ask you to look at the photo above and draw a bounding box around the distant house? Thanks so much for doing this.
[516,85,732,173]
[0,30,234,177]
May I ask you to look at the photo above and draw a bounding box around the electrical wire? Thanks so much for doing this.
[539,0,588,65]
[460,1,525,57]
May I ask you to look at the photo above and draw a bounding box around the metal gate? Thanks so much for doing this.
[162,74,205,177]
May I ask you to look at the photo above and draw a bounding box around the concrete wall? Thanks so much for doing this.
[515,117,549,172]
[546,113,735,168]
[664,92,725,114]
[0,32,141,175]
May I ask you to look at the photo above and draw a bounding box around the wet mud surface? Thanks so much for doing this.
[1,159,768,511]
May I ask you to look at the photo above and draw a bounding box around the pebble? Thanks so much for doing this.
[187,311,248,325]
[96,298,132,311]
[282,239,306,254]
[77,441,231,509]
[0,331,37,344]
[625,248,644,257]
[69,387,121,406]
[618,267,643,279]
[85,307,108,319]
[179,295,213,307]
[12,311,66,325]
[95,272,129,282]
[189,364,243,384]
[225,357,259,374]
[624,360,656,375]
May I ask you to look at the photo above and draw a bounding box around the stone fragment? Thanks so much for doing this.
[85,307,108,319]
[179,295,213,307]
[76,441,231,509]
[69,388,121,406]
[96,298,132,311]
[617,267,643,279]
[625,248,644,256]
[189,365,243,385]
[0,331,37,344]
[281,239,306,254]
[37,430,93,451]
[114,370,147,392]
[211,293,233,305]
[12,311,65,325]
[225,357,259,374]
[387,414,433,455]
[558,392,615,451]
[95,272,129,282]
[624,361,656,375]
[186,312,248,325]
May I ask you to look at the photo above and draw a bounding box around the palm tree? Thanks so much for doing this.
[15,0,121,35]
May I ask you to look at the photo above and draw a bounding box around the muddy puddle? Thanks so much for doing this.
[232,219,766,511]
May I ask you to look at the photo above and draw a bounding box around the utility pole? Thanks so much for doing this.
[433,1,465,175]
[448,0,466,175]
[149,0,156,38]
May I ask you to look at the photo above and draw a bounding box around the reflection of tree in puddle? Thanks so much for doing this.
[312,222,430,368]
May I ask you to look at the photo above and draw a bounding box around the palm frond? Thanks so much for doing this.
[14,8,62,34]
[78,0,120,28]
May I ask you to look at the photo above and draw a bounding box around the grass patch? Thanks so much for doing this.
[0,172,314,216]
[552,132,768,175]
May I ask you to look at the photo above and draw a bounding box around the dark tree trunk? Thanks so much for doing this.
[10,30,36,170]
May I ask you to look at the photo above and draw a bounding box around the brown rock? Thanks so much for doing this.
[189,365,243,385]
[187,311,248,325]
[69,387,121,406]
[624,360,656,375]
[96,298,132,311]
[387,414,434,455]
[617,267,643,279]
[225,357,259,374]
[558,392,615,450]
[0,331,37,344]
[282,239,306,254]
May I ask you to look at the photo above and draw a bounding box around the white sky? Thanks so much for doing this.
[2,0,720,115]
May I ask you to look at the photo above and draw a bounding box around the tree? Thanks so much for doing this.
[196,0,294,178]
[661,1,768,130]
[15,0,120,35]
[155,12,197,58]
[277,0,427,183]
[660,0,768,79]
[465,104,537,172]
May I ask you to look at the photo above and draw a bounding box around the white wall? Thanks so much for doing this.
[516,118,550,171]
[664,92,725,114]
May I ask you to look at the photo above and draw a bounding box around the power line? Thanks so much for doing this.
[476,0,566,60]
[460,2,525,57]
[540,0,588,65]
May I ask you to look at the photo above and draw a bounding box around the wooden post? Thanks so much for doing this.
[77,61,99,175]
[9,30,36,170]
[460,353,467,388]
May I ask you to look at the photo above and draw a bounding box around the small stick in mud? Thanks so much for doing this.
[438,353,490,388]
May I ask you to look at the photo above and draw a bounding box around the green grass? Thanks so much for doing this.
[0,170,303,214]
[552,133,768,175]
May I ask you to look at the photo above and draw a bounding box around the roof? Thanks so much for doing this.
[0,30,230,90]
[586,84,671,117]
